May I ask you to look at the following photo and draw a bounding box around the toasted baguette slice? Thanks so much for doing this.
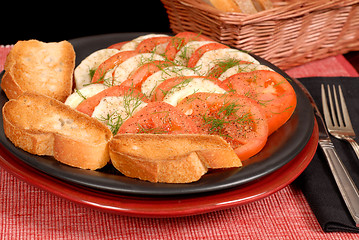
[252,0,273,11]
[2,92,113,170]
[204,0,242,12]
[109,134,241,183]
[1,40,75,102]
[205,0,258,14]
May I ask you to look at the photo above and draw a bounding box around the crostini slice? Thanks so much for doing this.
[1,40,75,102]
[3,92,113,170]
[109,134,242,183]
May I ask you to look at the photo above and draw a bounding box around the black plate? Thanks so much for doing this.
[0,33,314,196]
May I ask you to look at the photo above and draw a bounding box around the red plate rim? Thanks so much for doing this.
[0,121,318,218]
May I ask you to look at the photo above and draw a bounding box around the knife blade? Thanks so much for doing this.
[293,78,359,227]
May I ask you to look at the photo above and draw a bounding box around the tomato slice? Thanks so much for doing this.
[135,36,171,53]
[165,32,213,61]
[91,51,138,85]
[177,92,268,160]
[187,42,229,68]
[120,60,174,90]
[76,86,148,116]
[117,101,200,134]
[107,41,130,50]
[221,70,297,135]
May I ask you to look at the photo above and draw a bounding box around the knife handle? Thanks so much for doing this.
[319,140,359,227]
[344,137,359,161]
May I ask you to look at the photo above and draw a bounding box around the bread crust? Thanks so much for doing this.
[2,92,113,170]
[111,151,208,183]
[205,0,242,12]
[206,0,272,13]
[1,66,24,101]
[233,0,258,14]
[252,0,273,11]
[109,134,241,183]
[1,40,75,102]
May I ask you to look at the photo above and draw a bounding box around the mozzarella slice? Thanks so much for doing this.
[141,66,197,98]
[104,53,165,86]
[92,96,147,133]
[64,84,108,109]
[120,34,169,51]
[174,41,215,66]
[218,64,274,81]
[152,42,168,55]
[195,49,259,76]
[163,77,226,106]
[74,49,120,89]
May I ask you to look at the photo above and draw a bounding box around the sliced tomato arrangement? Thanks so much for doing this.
[176,93,268,160]
[68,32,298,161]
[118,101,200,134]
[221,70,297,135]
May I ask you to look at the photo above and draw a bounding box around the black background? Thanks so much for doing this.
[0,1,171,45]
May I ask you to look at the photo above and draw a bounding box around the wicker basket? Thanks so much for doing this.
[161,0,359,69]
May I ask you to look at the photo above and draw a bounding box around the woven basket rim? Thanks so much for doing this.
[162,0,359,69]
[178,0,359,23]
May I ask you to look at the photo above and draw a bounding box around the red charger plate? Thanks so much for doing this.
[0,121,318,218]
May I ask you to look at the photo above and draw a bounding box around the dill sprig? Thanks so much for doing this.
[89,68,96,79]
[203,114,231,136]
[98,89,147,135]
[89,68,114,87]
[75,89,87,100]
[202,100,254,139]
[98,112,124,135]
[207,58,243,78]
[123,90,146,118]
[160,77,194,97]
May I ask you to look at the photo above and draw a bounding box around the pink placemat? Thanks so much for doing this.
[1,45,359,239]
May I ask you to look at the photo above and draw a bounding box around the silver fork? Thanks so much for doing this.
[321,84,359,160]
[320,83,359,226]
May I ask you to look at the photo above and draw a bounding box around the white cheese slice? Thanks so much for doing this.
[120,34,169,51]
[64,84,108,109]
[218,64,274,81]
[104,53,165,86]
[74,49,120,89]
[141,66,197,98]
[152,42,168,55]
[174,41,215,66]
[195,49,259,76]
[92,96,147,132]
[163,77,226,106]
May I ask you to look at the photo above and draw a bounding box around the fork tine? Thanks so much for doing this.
[327,84,338,127]
[321,84,333,128]
[333,85,344,127]
[338,85,353,129]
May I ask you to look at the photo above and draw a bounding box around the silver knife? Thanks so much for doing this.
[293,78,359,227]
